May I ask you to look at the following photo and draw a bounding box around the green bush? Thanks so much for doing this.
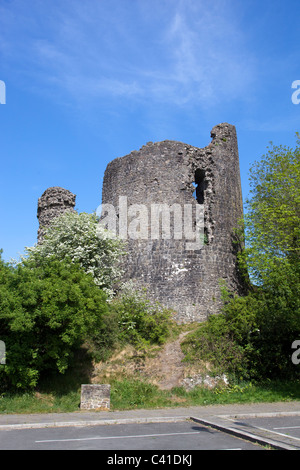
[246,263,300,379]
[110,282,174,348]
[182,313,249,380]
[78,282,175,363]
[84,308,120,362]
[0,254,175,391]
[0,254,109,391]
[183,272,300,382]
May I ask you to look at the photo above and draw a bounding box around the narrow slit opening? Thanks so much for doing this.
[193,169,207,204]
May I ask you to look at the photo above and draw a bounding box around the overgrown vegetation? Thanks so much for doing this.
[110,282,174,348]
[0,238,174,392]
[182,276,300,381]
[0,254,109,390]
[85,281,175,362]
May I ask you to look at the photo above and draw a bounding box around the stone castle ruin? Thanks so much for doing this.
[37,122,244,323]
[37,186,76,243]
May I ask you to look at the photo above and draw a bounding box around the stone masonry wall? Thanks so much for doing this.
[101,123,244,323]
[37,186,76,243]
[80,384,110,410]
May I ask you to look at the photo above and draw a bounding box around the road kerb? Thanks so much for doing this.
[190,416,299,450]
[0,415,189,431]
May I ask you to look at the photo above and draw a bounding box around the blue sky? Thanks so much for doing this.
[0,0,299,262]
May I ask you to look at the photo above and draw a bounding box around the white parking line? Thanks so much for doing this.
[253,425,300,442]
[36,430,203,443]
[274,426,300,430]
[222,448,242,450]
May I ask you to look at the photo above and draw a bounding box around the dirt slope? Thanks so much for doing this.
[143,331,191,390]
[91,330,199,390]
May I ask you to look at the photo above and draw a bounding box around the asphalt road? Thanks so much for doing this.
[0,419,264,451]
[1,401,300,456]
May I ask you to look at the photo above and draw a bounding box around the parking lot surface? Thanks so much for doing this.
[1,401,300,451]
[0,419,265,451]
[226,414,300,448]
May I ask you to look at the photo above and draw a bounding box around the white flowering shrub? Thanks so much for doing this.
[25,212,126,297]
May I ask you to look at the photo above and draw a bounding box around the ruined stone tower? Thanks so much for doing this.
[101,123,244,322]
[37,123,244,323]
[37,186,76,242]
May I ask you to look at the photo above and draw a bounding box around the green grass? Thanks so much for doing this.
[110,378,300,410]
[1,376,300,414]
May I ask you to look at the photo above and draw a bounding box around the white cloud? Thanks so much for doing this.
[0,0,258,108]
[160,1,257,106]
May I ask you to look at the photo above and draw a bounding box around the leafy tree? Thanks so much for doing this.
[24,211,125,297]
[238,137,300,379]
[243,135,300,284]
[0,254,109,390]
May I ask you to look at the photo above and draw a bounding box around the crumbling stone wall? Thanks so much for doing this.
[37,186,76,243]
[101,123,244,323]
